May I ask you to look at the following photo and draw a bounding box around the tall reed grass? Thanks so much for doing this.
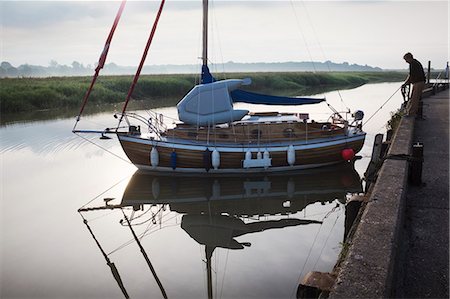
[1,72,406,113]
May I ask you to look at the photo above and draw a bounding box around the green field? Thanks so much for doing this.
[0,71,406,114]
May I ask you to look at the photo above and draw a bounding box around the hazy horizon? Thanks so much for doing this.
[1,1,448,70]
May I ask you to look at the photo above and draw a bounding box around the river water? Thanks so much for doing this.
[1,82,404,299]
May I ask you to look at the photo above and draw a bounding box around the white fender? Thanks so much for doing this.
[257,152,262,159]
[151,178,160,199]
[245,150,252,160]
[263,149,270,160]
[212,149,220,170]
[150,147,159,168]
[287,145,295,166]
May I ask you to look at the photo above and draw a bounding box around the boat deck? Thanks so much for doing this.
[162,116,346,146]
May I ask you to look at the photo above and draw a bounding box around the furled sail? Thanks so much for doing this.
[230,89,325,105]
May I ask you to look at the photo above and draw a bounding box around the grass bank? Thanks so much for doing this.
[0,71,406,114]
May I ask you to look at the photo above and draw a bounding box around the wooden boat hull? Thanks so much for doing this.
[117,132,365,173]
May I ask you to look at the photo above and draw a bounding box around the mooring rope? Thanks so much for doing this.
[74,132,132,165]
[363,85,402,127]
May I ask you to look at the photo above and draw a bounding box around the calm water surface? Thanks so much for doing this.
[1,82,404,299]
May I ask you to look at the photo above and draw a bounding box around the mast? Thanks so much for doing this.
[202,0,208,67]
[201,0,214,84]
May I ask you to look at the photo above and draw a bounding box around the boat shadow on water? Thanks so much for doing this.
[78,163,363,299]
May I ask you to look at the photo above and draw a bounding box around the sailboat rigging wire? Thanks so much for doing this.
[79,213,130,299]
[108,211,180,256]
[119,205,165,227]
[73,0,127,131]
[363,85,402,127]
[293,219,324,297]
[117,0,166,130]
[78,175,132,211]
[290,0,351,111]
[219,249,230,299]
[289,0,316,73]
[122,209,169,299]
[311,207,342,270]
[292,203,338,297]
[74,132,132,165]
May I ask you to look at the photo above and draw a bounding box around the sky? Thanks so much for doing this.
[1,0,449,70]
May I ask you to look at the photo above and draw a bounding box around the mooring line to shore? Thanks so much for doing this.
[363,85,402,127]
[74,132,132,165]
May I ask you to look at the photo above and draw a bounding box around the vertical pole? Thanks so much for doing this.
[363,133,384,192]
[202,0,209,67]
[410,142,424,186]
[427,61,431,84]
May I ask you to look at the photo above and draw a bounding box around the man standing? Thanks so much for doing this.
[402,52,426,116]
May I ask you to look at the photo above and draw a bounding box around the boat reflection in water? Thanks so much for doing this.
[78,164,362,299]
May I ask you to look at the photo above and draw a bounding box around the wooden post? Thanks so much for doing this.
[409,142,424,186]
[386,129,393,142]
[364,133,384,192]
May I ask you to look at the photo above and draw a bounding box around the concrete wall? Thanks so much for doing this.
[329,83,448,298]
[330,116,414,298]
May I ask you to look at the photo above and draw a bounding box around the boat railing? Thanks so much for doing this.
[329,110,364,132]
[165,122,348,144]
[115,111,167,137]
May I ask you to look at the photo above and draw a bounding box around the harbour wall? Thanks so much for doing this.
[329,82,449,298]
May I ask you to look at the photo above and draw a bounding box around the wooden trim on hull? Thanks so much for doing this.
[118,133,365,173]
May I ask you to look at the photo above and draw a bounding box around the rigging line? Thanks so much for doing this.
[289,0,316,73]
[109,211,180,255]
[210,0,226,78]
[292,219,325,297]
[74,132,132,165]
[122,209,168,299]
[124,205,166,228]
[79,212,130,299]
[291,203,339,297]
[74,0,127,131]
[139,212,180,237]
[78,175,132,211]
[219,249,230,299]
[296,0,350,110]
[120,206,154,227]
[117,0,166,130]
[363,85,402,127]
[86,209,117,223]
[298,0,328,70]
[311,209,343,271]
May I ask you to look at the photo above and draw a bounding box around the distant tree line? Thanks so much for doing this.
[1,60,390,78]
[0,61,95,77]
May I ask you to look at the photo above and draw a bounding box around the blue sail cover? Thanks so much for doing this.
[201,65,215,84]
[230,89,325,105]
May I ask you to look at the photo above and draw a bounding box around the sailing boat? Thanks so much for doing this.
[73,0,366,174]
